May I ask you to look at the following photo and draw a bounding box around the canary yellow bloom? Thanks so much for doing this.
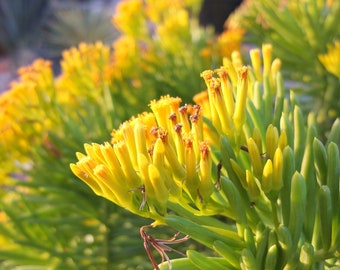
[318,41,340,78]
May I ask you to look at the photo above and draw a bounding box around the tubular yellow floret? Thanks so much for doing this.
[233,66,249,132]
[198,141,214,202]
[272,148,283,191]
[250,48,262,82]
[262,44,273,77]
[216,67,235,116]
[122,122,138,167]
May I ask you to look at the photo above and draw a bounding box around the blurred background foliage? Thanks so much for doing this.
[0,0,339,269]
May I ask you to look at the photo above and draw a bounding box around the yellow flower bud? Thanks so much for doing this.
[201,71,222,133]
[158,129,186,179]
[216,67,235,116]
[153,138,180,196]
[198,142,214,202]
[93,164,124,204]
[231,51,243,70]
[247,137,264,179]
[262,159,273,193]
[250,48,262,82]
[222,57,238,86]
[278,131,288,151]
[134,121,150,161]
[100,143,123,177]
[262,44,273,77]
[114,141,141,187]
[272,148,283,191]
[208,78,234,136]
[266,124,279,160]
[184,137,200,199]
[70,160,102,195]
[122,122,137,167]
[148,164,169,210]
[246,170,261,201]
[149,95,182,132]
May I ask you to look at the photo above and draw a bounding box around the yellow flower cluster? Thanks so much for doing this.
[111,0,244,79]
[0,43,116,179]
[59,42,113,100]
[71,45,287,221]
[0,60,56,171]
[318,41,340,78]
[71,95,214,219]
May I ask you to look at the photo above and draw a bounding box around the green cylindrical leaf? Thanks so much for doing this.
[319,185,332,251]
[264,244,278,270]
[299,242,314,270]
[280,146,295,226]
[300,124,317,241]
[241,248,259,270]
[159,257,199,270]
[220,176,247,237]
[165,215,244,249]
[213,240,240,268]
[313,138,328,186]
[293,106,305,170]
[187,250,232,270]
[288,172,307,249]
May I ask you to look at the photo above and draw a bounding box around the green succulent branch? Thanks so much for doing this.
[232,0,340,128]
[71,44,340,269]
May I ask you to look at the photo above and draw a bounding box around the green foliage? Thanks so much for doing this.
[0,0,48,54]
[234,0,340,125]
[40,1,119,58]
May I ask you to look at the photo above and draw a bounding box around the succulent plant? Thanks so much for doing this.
[71,44,340,269]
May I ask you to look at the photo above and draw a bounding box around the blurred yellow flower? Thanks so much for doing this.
[112,0,147,37]
[318,41,340,78]
[0,60,56,166]
[217,28,245,58]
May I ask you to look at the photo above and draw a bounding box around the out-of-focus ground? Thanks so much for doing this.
[0,0,119,93]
